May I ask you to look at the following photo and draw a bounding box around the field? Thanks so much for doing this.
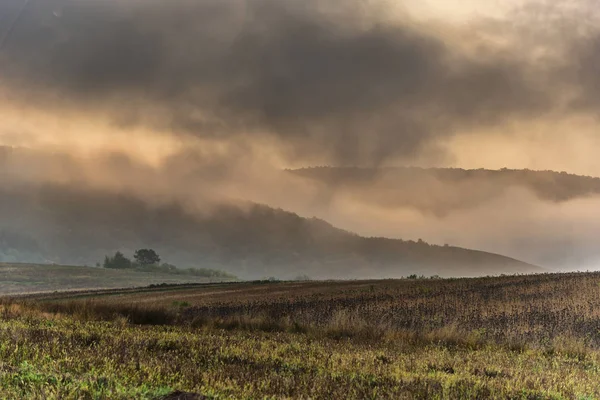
[0,263,235,295]
[3,272,600,398]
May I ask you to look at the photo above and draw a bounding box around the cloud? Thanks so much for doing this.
[0,0,575,165]
[2,0,600,272]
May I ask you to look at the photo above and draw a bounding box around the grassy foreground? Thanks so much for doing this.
[3,273,600,398]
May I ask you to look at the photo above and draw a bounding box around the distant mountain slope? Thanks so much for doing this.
[290,167,600,216]
[0,184,541,279]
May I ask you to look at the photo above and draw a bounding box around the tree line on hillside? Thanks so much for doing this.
[102,249,237,280]
[290,166,600,203]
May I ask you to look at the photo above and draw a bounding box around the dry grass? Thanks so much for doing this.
[4,272,600,398]
[18,272,600,349]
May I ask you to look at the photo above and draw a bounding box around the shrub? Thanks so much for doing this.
[103,251,133,269]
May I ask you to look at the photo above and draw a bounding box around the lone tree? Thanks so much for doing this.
[134,249,161,267]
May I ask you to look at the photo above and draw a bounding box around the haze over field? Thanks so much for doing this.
[1,0,600,276]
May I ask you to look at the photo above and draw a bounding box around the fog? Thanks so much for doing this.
[300,178,600,270]
[1,0,600,273]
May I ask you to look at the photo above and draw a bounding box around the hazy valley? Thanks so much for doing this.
[1,0,600,397]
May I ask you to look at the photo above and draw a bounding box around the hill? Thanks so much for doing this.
[0,184,541,279]
[290,166,600,216]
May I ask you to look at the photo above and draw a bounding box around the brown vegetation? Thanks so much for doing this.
[15,272,600,348]
[3,273,600,398]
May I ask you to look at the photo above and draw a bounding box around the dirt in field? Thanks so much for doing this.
[159,391,207,400]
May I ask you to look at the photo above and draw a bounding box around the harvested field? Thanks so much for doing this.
[3,273,600,398]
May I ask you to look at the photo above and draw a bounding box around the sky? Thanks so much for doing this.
[1,0,600,270]
[1,0,600,173]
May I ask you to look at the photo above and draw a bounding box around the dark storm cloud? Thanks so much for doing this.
[0,0,587,164]
[566,34,600,113]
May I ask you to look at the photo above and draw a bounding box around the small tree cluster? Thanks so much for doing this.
[102,249,161,269]
[103,251,133,269]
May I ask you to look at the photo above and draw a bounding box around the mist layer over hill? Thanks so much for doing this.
[291,167,600,215]
[2,0,600,277]
[290,167,600,270]
[0,182,540,279]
